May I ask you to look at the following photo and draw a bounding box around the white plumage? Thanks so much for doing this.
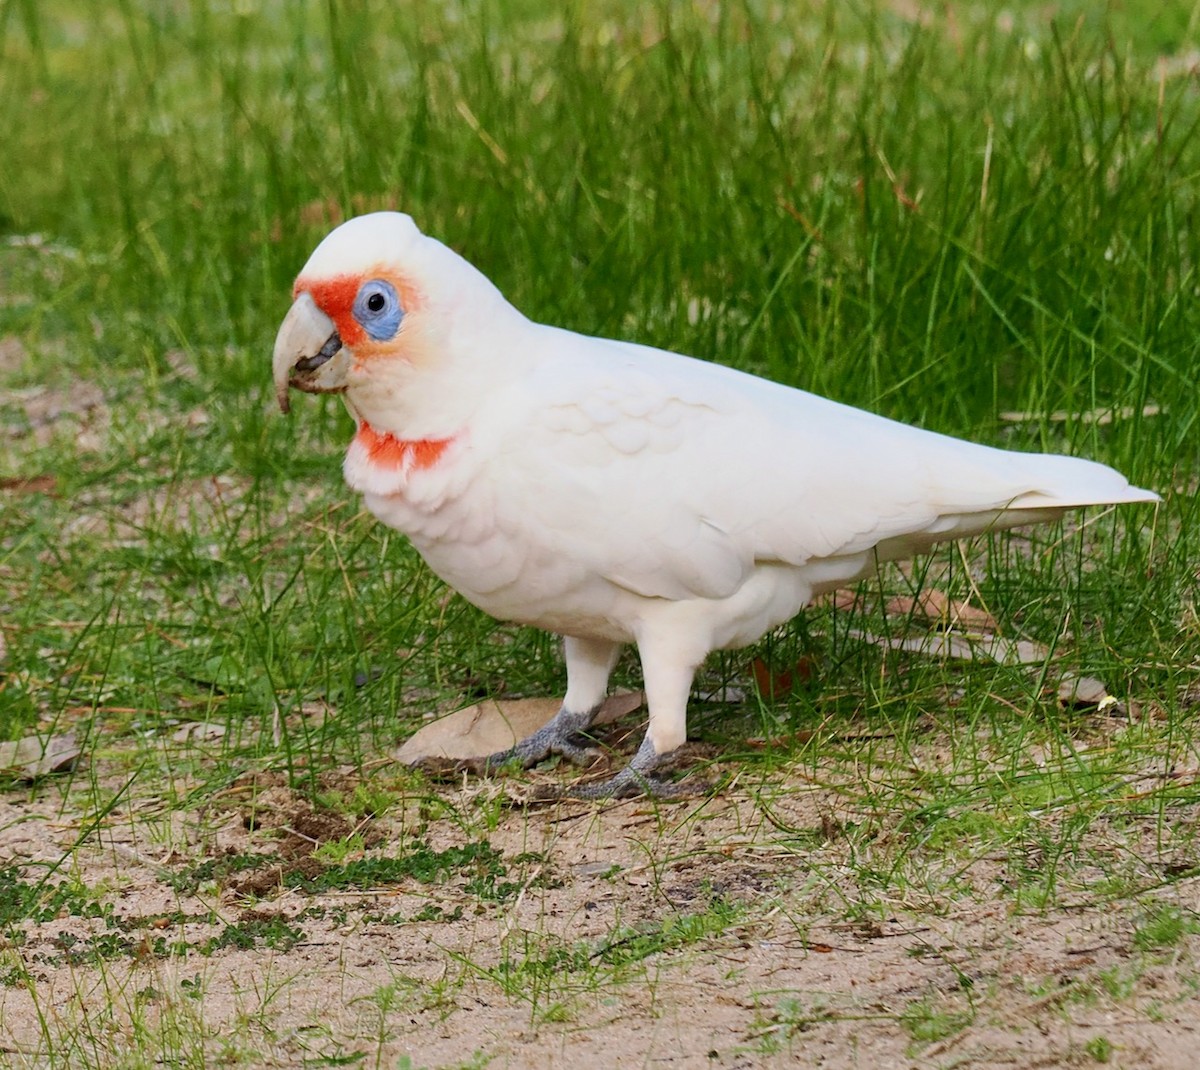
[273,212,1157,796]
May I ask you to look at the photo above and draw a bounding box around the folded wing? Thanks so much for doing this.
[481,327,1156,603]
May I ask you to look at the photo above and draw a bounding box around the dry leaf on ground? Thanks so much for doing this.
[751,656,814,699]
[817,589,867,613]
[846,628,1115,708]
[171,722,227,743]
[844,627,1050,666]
[0,475,58,495]
[999,402,1162,425]
[821,587,997,631]
[1057,674,1116,710]
[0,731,80,781]
[395,690,644,764]
[884,588,997,630]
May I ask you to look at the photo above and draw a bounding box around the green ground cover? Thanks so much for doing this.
[1,2,1198,1067]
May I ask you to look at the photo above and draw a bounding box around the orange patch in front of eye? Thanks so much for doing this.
[293,269,423,353]
[294,274,366,346]
[357,422,452,471]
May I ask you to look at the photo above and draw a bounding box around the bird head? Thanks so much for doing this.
[272,212,518,433]
[272,212,433,415]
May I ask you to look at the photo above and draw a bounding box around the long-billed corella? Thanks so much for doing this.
[273,212,1158,797]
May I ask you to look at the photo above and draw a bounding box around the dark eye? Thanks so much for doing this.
[352,279,404,341]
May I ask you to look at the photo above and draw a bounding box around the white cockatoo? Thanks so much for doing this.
[273,212,1157,797]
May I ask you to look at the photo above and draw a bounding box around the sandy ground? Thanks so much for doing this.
[2,754,1198,1070]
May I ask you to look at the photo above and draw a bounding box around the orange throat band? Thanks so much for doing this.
[355,422,453,471]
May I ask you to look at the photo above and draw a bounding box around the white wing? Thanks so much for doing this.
[474,325,1156,604]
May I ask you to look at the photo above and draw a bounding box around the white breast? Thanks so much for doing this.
[356,449,635,641]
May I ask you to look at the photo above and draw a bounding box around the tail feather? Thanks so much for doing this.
[999,451,1159,510]
[868,451,1158,564]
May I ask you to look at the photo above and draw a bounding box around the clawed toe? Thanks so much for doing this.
[472,703,709,800]
[482,703,604,773]
[483,736,601,772]
[563,735,713,800]
[567,770,694,800]
[550,735,604,765]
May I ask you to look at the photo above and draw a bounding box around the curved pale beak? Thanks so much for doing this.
[272,291,350,414]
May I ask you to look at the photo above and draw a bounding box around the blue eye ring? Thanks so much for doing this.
[353,279,404,341]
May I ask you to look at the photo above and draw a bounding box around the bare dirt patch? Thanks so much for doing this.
[2,739,1199,1069]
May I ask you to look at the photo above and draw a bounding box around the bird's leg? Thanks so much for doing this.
[485,636,621,770]
[570,636,700,799]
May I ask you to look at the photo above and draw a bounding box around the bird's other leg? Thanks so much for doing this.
[571,633,701,800]
[485,636,622,770]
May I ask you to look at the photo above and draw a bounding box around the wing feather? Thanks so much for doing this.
[475,326,1156,603]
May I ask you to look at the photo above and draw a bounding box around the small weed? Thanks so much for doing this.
[51,930,139,965]
[1097,965,1141,1002]
[317,780,408,819]
[747,996,824,1055]
[198,917,305,956]
[482,896,744,1011]
[594,899,740,968]
[311,833,369,866]
[165,853,277,895]
[407,904,464,924]
[296,905,348,927]
[1132,906,1200,952]
[1084,1035,1113,1063]
[0,962,26,987]
[0,866,114,928]
[286,840,504,894]
[902,992,975,1049]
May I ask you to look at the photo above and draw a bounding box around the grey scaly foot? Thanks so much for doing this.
[484,703,603,771]
[567,735,700,800]
[568,767,689,799]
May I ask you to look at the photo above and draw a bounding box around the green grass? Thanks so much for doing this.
[2,0,1200,1066]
